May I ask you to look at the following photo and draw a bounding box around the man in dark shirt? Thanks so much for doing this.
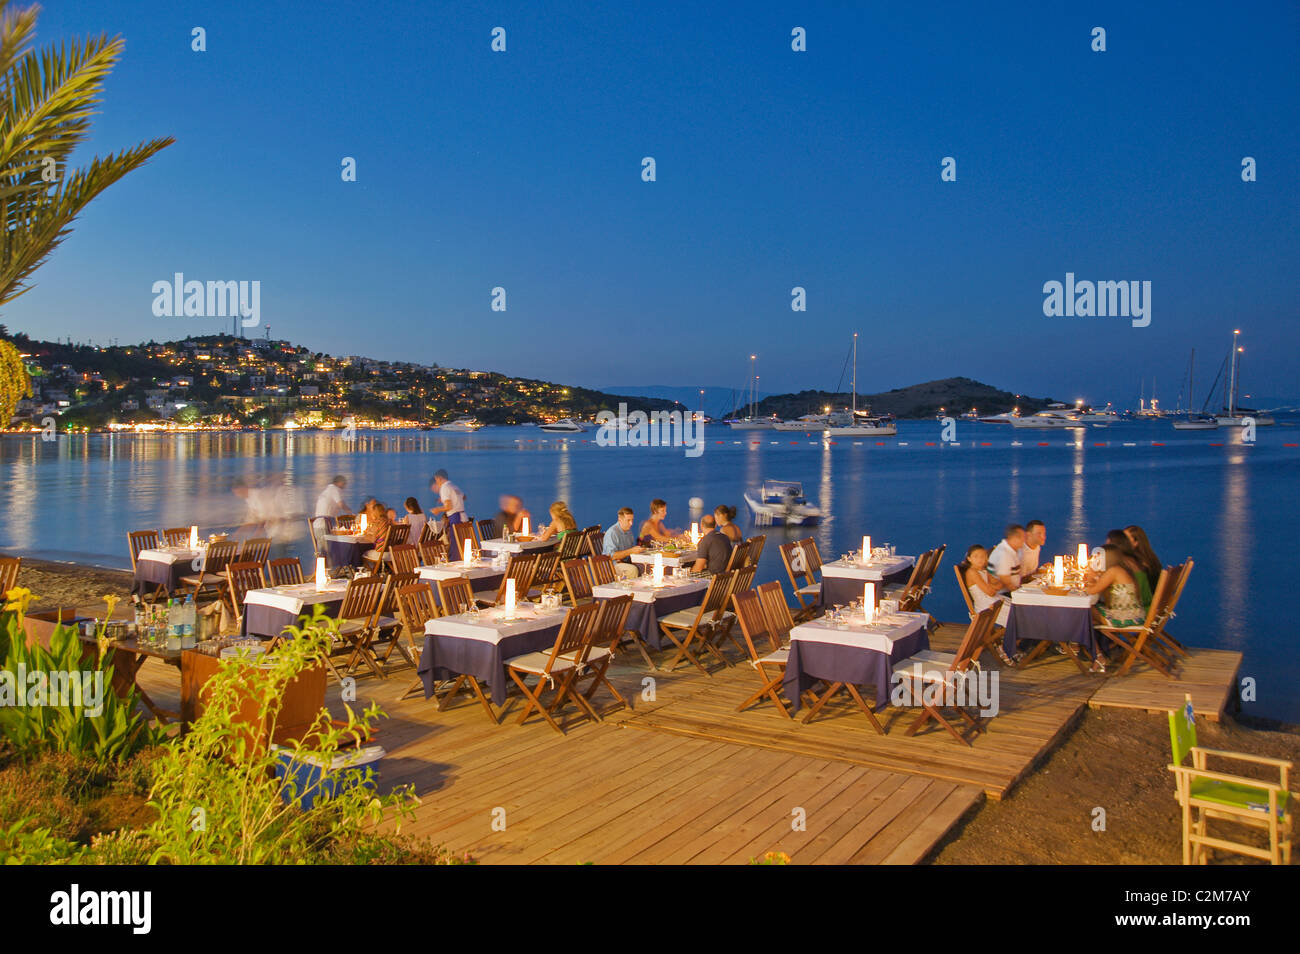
[692,514,732,574]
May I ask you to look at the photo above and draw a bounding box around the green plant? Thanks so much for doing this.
[0,594,162,766]
[0,819,87,864]
[749,850,792,865]
[136,605,418,864]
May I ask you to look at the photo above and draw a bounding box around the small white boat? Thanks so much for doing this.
[1173,414,1219,430]
[977,411,1018,424]
[1009,411,1086,429]
[773,415,829,432]
[729,417,776,431]
[824,333,897,437]
[538,418,586,433]
[438,417,482,432]
[744,480,822,527]
[1217,414,1275,427]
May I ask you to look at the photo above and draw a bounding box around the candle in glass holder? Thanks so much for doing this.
[864,582,876,621]
[1053,555,1064,587]
[504,578,516,616]
[521,516,529,537]
[189,525,199,549]
[690,522,700,545]
[358,513,368,533]
[653,553,664,586]
[1077,543,1088,568]
[315,556,327,589]
[862,536,871,562]
[462,538,473,565]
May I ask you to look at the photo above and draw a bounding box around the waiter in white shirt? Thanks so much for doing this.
[429,469,468,526]
[989,524,1026,592]
[1019,519,1046,581]
[312,475,351,550]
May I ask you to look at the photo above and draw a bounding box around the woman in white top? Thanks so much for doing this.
[402,496,427,542]
[963,543,1011,627]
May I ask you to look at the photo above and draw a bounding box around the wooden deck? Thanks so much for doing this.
[1087,647,1241,722]
[119,615,1240,863]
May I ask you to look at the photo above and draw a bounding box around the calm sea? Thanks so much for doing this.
[2,417,1296,721]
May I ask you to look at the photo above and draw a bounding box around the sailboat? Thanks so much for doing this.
[1171,349,1218,430]
[1216,330,1275,427]
[728,354,775,430]
[826,333,897,437]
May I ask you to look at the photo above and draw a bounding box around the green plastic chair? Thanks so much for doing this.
[1167,694,1293,864]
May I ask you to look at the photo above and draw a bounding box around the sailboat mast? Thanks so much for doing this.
[1228,330,1239,417]
[851,333,858,414]
[1189,349,1195,410]
[749,354,757,419]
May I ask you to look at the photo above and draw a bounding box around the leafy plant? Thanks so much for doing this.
[0,819,87,864]
[0,592,162,765]
[128,605,418,864]
[749,850,792,865]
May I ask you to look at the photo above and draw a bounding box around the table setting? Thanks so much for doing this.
[821,538,916,607]
[591,568,709,651]
[242,576,350,639]
[416,557,507,605]
[1003,550,1102,659]
[132,543,206,597]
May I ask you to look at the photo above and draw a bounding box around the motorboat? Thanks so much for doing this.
[538,418,586,433]
[774,415,830,432]
[1009,410,1086,429]
[1172,414,1219,430]
[977,411,1018,424]
[744,480,821,527]
[729,417,777,430]
[438,417,482,432]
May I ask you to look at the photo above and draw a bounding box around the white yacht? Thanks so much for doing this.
[825,333,898,437]
[1009,410,1086,429]
[438,417,482,432]
[744,480,822,527]
[538,418,586,433]
[773,415,830,432]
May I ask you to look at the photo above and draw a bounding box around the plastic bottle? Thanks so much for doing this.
[166,598,179,638]
[181,595,196,647]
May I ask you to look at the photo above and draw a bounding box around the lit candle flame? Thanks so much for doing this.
[862,535,871,561]
[521,516,529,537]
[315,556,327,590]
[1077,543,1088,568]
[463,538,472,565]
[864,582,876,621]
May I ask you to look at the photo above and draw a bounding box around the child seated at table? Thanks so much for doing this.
[961,544,1016,666]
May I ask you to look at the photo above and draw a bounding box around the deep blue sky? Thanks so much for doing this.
[4,1,1298,407]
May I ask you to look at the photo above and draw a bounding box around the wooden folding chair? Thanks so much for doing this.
[732,589,793,719]
[419,540,448,566]
[569,593,633,716]
[588,554,617,586]
[238,537,271,568]
[0,556,20,600]
[176,540,236,603]
[437,577,476,615]
[335,513,356,531]
[307,516,332,557]
[126,530,158,572]
[1150,559,1193,659]
[450,521,478,560]
[885,548,929,598]
[580,526,603,559]
[477,518,499,543]
[658,570,735,674]
[530,551,562,597]
[224,561,266,634]
[389,543,419,575]
[1167,693,1293,864]
[330,575,384,681]
[481,551,539,607]
[779,539,822,621]
[745,534,766,566]
[505,601,603,733]
[561,558,595,606]
[1094,566,1182,677]
[890,606,997,745]
[266,557,304,587]
[418,519,440,545]
[385,523,409,547]
[556,528,587,565]
[953,563,1009,666]
[725,539,751,572]
[359,572,414,676]
[704,563,754,661]
[395,582,440,699]
[161,527,190,547]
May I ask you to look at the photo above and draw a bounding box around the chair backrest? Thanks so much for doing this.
[897,585,926,614]
[550,600,602,665]
[162,527,190,547]
[949,605,999,673]
[389,544,419,575]
[202,540,239,576]
[1163,560,1194,619]
[900,549,929,591]
[594,593,634,651]
[0,556,20,599]
[533,551,561,588]
[1136,566,1176,629]
[397,582,440,633]
[723,564,757,611]
[497,551,540,603]
[562,559,594,603]
[924,545,947,589]
[335,513,356,531]
[725,539,751,572]
[954,563,977,618]
[419,540,448,566]
[387,523,410,547]
[731,588,773,664]
[557,529,587,562]
[477,518,499,543]
[701,570,735,617]
[450,522,477,559]
[267,557,304,586]
[437,577,476,615]
[418,520,439,545]
[587,553,617,586]
[745,534,766,566]
[306,516,330,555]
[779,540,812,589]
[1167,693,1197,766]
[801,538,823,574]
[127,530,159,570]
[338,575,384,621]
[226,561,266,613]
[376,571,418,620]
[239,537,271,566]
[581,527,603,558]
[755,580,794,650]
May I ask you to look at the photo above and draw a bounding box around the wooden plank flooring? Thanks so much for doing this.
[115,613,1241,862]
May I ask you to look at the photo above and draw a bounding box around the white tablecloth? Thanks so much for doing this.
[821,555,916,582]
[631,548,698,568]
[789,611,928,652]
[1012,583,1099,610]
[424,603,570,646]
[479,537,555,553]
[244,581,349,616]
[591,577,707,604]
[418,562,506,584]
[137,547,202,566]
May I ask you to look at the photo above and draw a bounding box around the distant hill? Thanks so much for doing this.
[724,377,1057,420]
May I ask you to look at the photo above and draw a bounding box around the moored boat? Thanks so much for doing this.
[538,417,586,433]
[744,480,822,527]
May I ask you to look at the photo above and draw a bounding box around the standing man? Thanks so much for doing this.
[429,469,468,526]
[313,475,350,554]
[691,514,732,575]
[989,524,1025,592]
[602,507,645,579]
[1020,519,1046,581]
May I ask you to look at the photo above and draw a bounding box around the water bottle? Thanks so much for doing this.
[166,598,179,638]
[181,595,197,648]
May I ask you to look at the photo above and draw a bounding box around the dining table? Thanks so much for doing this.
[132,546,204,597]
[242,579,349,639]
[417,561,507,606]
[323,532,370,569]
[784,610,930,713]
[630,547,699,569]
[1004,577,1101,664]
[478,536,557,554]
[819,554,916,607]
[591,574,709,653]
[419,602,571,706]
